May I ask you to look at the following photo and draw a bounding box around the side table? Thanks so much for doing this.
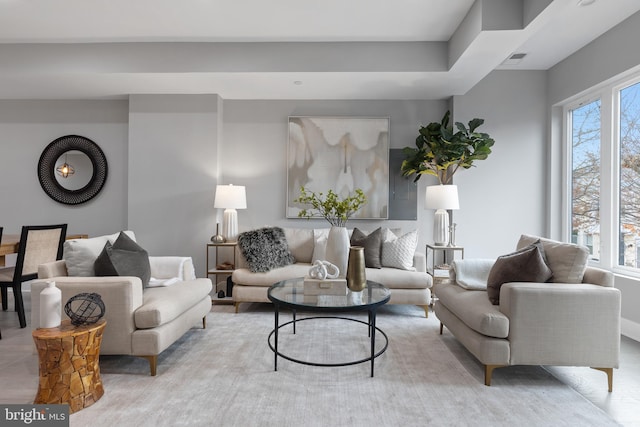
[426,244,464,306]
[426,244,464,281]
[207,242,237,303]
[32,319,106,413]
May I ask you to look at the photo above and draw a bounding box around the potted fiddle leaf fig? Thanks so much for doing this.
[401,110,495,184]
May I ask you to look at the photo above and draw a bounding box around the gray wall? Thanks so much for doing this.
[221,99,449,252]
[548,11,640,106]
[452,70,548,258]
[219,90,549,261]
[128,95,221,272]
[0,100,129,236]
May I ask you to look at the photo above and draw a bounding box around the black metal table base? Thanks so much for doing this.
[268,313,389,377]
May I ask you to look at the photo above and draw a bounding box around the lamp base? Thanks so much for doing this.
[433,208,449,246]
[222,208,238,242]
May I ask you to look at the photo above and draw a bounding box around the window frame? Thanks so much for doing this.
[612,75,640,276]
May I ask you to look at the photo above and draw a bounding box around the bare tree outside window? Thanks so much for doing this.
[571,99,601,259]
[619,82,640,267]
[567,76,640,272]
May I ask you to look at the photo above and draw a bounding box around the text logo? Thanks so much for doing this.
[1,405,68,426]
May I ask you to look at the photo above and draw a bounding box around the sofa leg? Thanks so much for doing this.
[439,322,443,335]
[203,316,207,329]
[420,305,429,318]
[235,302,240,313]
[484,365,505,386]
[141,355,158,376]
[591,367,614,392]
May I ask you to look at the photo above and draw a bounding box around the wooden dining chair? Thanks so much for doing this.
[0,224,67,328]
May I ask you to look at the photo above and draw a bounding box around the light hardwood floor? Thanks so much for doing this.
[545,335,640,426]
[1,290,639,426]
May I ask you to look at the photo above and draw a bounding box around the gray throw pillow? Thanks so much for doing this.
[237,227,295,273]
[350,227,383,269]
[486,240,552,305]
[517,234,589,283]
[94,231,151,287]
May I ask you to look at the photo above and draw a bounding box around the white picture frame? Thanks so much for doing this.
[287,116,390,220]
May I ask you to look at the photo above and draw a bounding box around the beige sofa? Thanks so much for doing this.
[31,232,212,376]
[434,234,621,389]
[231,227,433,316]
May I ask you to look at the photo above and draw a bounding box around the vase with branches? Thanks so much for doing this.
[294,187,367,227]
[294,187,367,277]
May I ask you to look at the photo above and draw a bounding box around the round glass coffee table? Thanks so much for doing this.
[267,277,390,377]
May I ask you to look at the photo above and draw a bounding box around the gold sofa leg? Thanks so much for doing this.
[420,304,429,318]
[141,355,158,376]
[203,316,207,329]
[592,367,614,392]
[484,365,506,386]
[235,302,240,313]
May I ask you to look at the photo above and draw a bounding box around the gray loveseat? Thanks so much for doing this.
[231,227,432,316]
[434,234,621,389]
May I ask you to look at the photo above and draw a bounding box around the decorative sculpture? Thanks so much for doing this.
[308,260,340,280]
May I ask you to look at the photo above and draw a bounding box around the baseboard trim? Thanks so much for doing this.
[621,318,640,342]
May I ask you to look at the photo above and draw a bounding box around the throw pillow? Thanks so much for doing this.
[350,227,383,269]
[237,227,295,273]
[64,230,137,276]
[381,229,418,270]
[486,240,553,305]
[283,228,314,263]
[517,234,589,283]
[94,231,151,287]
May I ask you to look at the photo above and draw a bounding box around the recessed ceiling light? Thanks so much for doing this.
[293,80,303,85]
[577,0,596,6]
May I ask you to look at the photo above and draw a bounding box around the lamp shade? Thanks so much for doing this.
[214,184,247,209]
[425,185,459,210]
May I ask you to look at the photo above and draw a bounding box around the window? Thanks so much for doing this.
[619,81,640,268]
[565,73,640,274]
[570,99,601,260]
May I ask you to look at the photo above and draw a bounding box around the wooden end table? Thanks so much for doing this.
[32,319,106,413]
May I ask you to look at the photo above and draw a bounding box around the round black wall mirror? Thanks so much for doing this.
[38,135,108,205]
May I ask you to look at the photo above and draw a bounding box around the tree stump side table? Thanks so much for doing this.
[32,319,106,413]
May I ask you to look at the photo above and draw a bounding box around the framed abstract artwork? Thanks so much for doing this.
[287,116,390,219]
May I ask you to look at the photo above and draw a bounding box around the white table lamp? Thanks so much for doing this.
[214,184,247,242]
[425,184,459,246]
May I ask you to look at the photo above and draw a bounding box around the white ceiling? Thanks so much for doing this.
[0,0,476,43]
[0,0,638,100]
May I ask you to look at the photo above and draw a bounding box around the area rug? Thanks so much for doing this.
[62,304,619,427]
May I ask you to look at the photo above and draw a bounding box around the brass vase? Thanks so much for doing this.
[346,246,366,292]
